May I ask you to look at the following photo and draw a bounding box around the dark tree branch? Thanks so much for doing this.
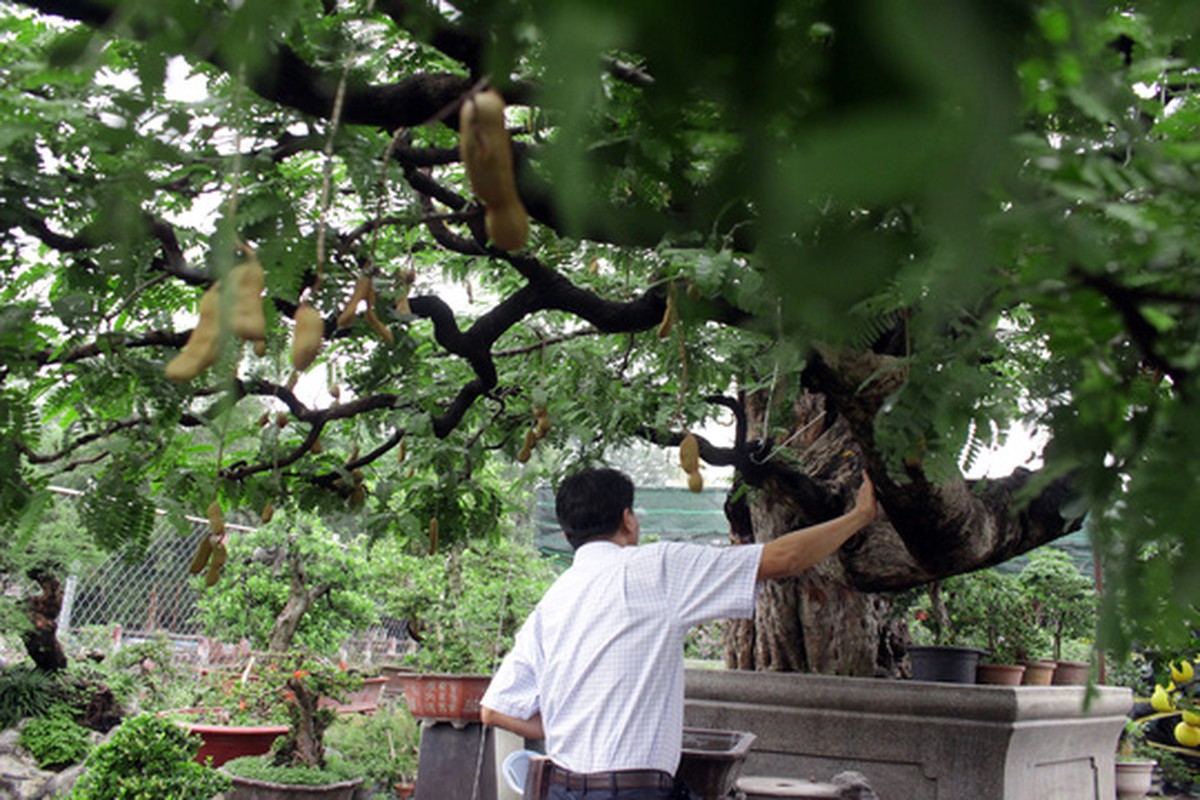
[1073,265,1191,391]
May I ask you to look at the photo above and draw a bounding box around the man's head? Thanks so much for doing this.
[555,468,636,550]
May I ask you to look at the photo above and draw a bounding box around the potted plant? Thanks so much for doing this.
[1018,547,1096,684]
[904,581,987,683]
[373,538,553,721]
[948,568,1049,685]
[219,652,367,800]
[324,704,420,798]
[1116,719,1158,800]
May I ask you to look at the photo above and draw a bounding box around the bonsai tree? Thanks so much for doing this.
[374,536,554,674]
[192,511,375,772]
[195,513,377,656]
[1018,547,1096,661]
[941,568,1047,665]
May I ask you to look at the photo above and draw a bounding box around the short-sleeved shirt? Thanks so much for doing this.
[481,540,763,775]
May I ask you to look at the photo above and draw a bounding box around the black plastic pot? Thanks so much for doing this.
[907,645,985,684]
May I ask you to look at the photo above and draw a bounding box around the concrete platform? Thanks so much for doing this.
[684,669,1131,800]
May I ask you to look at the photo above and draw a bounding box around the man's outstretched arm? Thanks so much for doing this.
[757,472,878,581]
[481,706,546,741]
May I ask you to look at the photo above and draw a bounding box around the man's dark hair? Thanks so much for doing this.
[555,468,635,550]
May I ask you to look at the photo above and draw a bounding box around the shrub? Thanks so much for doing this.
[19,713,92,770]
[68,713,230,800]
[376,537,555,674]
[0,666,57,729]
[325,704,420,788]
[223,755,357,786]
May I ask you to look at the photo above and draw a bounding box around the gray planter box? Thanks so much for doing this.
[684,669,1130,800]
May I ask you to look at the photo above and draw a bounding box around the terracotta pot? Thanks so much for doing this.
[379,665,417,699]
[226,773,363,800]
[318,676,389,714]
[163,708,289,767]
[1052,660,1090,685]
[393,782,416,799]
[907,646,984,684]
[396,673,491,721]
[1114,759,1155,799]
[1020,660,1056,686]
[976,663,1026,685]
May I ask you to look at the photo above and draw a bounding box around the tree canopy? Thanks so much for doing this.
[2,0,1199,659]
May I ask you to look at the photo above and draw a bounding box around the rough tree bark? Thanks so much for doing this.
[268,546,332,655]
[725,349,1080,677]
[23,568,68,672]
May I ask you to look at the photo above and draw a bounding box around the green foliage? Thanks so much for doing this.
[68,712,231,800]
[18,713,92,770]
[324,704,420,787]
[194,514,377,655]
[1018,547,1096,659]
[223,755,357,787]
[375,537,555,674]
[3,0,1200,664]
[0,666,57,729]
[908,567,1049,663]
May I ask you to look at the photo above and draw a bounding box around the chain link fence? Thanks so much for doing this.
[28,487,406,667]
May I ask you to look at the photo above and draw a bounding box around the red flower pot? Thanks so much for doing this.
[396,673,491,721]
[164,708,289,767]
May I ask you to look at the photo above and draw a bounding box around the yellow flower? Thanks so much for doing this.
[1151,685,1174,713]
[1170,660,1195,685]
[1175,721,1200,748]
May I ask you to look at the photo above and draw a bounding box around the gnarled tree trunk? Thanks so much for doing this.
[23,568,68,672]
[724,352,1079,676]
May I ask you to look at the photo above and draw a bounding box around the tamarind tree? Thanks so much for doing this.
[2,0,1198,675]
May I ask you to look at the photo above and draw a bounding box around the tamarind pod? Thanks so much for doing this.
[679,433,700,474]
[207,499,225,535]
[587,258,600,275]
[687,471,704,493]
[286,370,300,390]
[395,295,412,316]
[657,286,676,340]
[349,484,366,509]
[485,206,530,253]
[428,517,439,555]
[460,89,529,251]
[517,445,532,464]
[397,439,406,463]
[534,407,551,439]
[346,444,359,464]
[205,541,228,587]
[276,411,289,428]
[291,303,324,372]
[252,339,267,357]
[330,384,341,402]
[165,283,222,383]
[258,412,271,427]
[310,438,323,454]
[366,307,395,345]
[337,275,373,328]
[188,536,213,575]
[229,255,267,341]
[351,468,364,484]
[261,503,275,524]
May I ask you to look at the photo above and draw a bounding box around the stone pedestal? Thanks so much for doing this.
[684,669,1130,800]
[414,722,498,800]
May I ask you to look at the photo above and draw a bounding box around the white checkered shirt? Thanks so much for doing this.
[482,540,763,775]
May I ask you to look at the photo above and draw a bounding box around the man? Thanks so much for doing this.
[481,467,878,799]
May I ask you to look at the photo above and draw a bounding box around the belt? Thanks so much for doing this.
[545,765,675,792]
